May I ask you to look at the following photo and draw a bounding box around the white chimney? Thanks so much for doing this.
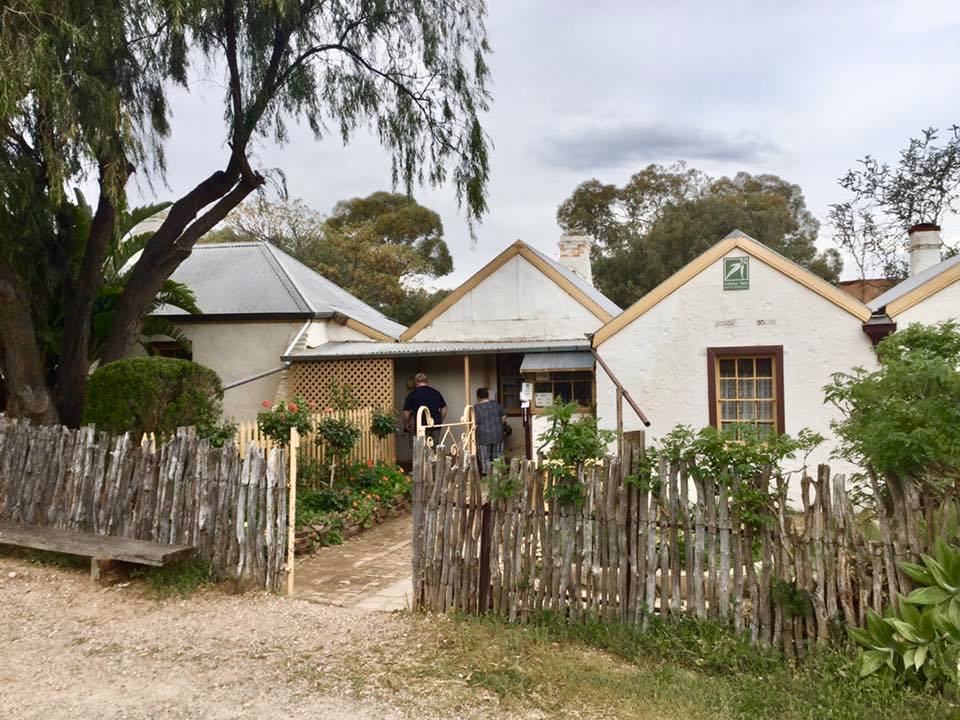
[908,223,943,276]
[557,235,594,286]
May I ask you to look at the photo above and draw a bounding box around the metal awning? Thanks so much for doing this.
[519,351,594,373]
[283,338,591,361]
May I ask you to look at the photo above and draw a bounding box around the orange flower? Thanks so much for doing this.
[366,459,374,468]
[262,400,271,408]
[288,402,299,413]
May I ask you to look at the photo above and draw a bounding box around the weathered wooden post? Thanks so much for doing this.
[286,427,300,596]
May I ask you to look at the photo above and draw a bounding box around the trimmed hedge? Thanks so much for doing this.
[84,357,227,439]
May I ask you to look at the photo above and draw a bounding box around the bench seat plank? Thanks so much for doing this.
[0,523,194,567]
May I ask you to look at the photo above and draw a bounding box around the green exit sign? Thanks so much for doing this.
[723,257,749,290]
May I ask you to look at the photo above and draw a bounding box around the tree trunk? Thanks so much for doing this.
[99,165,261,364]
[55,161,127,427]
[0,260,58,424]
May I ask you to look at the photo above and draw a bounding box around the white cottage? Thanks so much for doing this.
[284,236,621,463]
[592,230,876,475]
[145,241,405,422]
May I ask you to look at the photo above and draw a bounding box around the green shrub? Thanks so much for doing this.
[84,357,229,440]
[370,407,397,440]
[258,396,313,444]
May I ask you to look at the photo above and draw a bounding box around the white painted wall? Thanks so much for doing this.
[412,255,605,341]
[595,250,877,485]
[175,320,304,423]
[894,277,960,326]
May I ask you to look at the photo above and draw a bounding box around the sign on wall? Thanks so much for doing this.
[723,256,750,290]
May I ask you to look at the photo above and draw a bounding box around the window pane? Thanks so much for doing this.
[756,422,775,439]
[737,379,755,398]
[551,372,575,382]
[737,358,754,376]
[738,401,756,421]
[556,383,573,403]
[757,401,774,420]
[573,381,593,405]
[534,382,551,394]
[756,378,773,400]
[720,421,738,437]
[719,378,736,399]
[719,359,736,377]
[755,357,773,377]
[720,401,737,420]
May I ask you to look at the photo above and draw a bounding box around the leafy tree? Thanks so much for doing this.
[207,192,454,322]
[0,0,491,426]
[831,125,960,281]
[558,166,841,308]
[825,322,960,510]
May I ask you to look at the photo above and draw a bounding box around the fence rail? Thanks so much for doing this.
[236,406,396,468]
[0,417,289,591]
[411,435,953,654]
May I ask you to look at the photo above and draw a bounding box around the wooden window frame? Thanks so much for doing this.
[529,370,594,413]
[707,345,785,434]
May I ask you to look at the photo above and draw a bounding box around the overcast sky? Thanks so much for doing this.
[132,0,960,287]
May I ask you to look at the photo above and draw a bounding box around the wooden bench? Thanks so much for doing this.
[0,523,195,583]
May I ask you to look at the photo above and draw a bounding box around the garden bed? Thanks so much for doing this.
[293,459,411,555]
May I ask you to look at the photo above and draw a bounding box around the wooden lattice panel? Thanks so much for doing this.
[289,358,394,409]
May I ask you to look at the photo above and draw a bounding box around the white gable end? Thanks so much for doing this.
[895,277,960,326]
[412,255,604,341]
[595,248,876,485]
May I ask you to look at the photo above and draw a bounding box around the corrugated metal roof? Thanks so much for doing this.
[519,351,593,372]
[867,254,960,312]
[151,241,405,339]
[284,338,591,361]
[525,245,622,316]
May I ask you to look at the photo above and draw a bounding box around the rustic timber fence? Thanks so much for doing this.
[411,435,956,655]
[0,416,291,592]
[235,406,396,467]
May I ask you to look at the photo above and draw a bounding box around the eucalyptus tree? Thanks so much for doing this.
[0,0,491,425]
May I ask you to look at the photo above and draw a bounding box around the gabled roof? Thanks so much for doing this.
[400,239,621,341]
[283,338,591,361]
[593,230,872,347]
[867,254,960,318]
[155,241,406,340]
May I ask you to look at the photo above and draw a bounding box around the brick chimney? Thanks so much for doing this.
[908,223,942,276]
[557,235,594,286]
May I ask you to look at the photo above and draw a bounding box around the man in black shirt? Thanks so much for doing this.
[402,373,447,438]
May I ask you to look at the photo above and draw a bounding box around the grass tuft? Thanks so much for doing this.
[132,558,214,598]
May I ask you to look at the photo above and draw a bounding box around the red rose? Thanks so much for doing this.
[262,400,271,408]
[288,402,299,413]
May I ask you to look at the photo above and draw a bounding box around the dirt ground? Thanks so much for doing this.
[0,555,507,720]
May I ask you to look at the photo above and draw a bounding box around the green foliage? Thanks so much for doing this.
[257,397,312,445]
[296,460,411,537]
[771,579,815,619]
[633,424,823,531]
[83,357,227,440]
[370,407,397,440]
[557,164,840,307]
[486,457,519,501]
[316,418,361,462]
[132,558,215,599]
[826,322,960,498]
[851,539,960,693]
[538,399,616,507]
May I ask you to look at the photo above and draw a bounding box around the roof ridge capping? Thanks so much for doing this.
[592,231,872,347]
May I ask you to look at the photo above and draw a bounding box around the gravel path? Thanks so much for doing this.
[0,555,492,720]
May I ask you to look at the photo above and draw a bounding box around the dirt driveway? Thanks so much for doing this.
[0,552,508,720]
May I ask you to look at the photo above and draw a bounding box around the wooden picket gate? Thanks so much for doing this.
[411,434,955,654]
[0,416,294,592]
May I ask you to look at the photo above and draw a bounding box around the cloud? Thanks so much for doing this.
[542,120,781,171]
